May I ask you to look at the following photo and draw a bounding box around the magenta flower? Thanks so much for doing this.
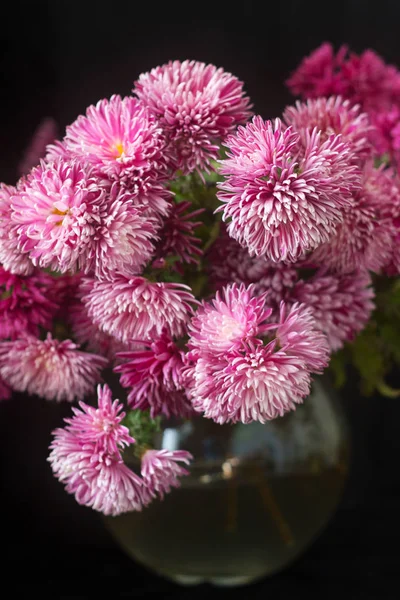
[292,270,375,351]
[283,96,372,162]
[18,117,58,176]
[217,117,360,262]
[276,301,330,372]
[81,276,197,343]
[369,106,400,163]
[134,60,252,174]
[141,449,192,501]
[188,283,274,355]
[11,159,108,273]
[0,183,34,275]
[0,267,59,340]
[0,334,108,402]
[0,375,11,401]
[115,333,192,418]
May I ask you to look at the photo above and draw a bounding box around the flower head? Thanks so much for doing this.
[0,267,59,340]
[0,183,34,275]
[0,334,108,402]
[141,449,192,500]
[134,60,252,174]
[217,116,360,262]
[292,270,375,351]
[11,158,107,273]
[81,276,197,343]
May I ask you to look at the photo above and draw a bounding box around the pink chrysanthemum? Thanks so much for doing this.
[286,43,349,99]
[115,333,192,418]
[186,343,311,424]
[311,164,396,273]
[217,116,360,262]
[369,107,400,163]
[11,158,108,273]
[153,201,204,272]
[63,95,171,215]
[276,301,330,372]
[188,283,274,355]
[134,60,252,174]
[0,334,108,402]
[0,267,59,340]
[0,375,11,401]
[283,96,372,161]
[48,430,144,515]
[0,183,34,275]
[18,117,58,176]
[292,270,375,351]
[141,449,192,501]
[81,276,197,343]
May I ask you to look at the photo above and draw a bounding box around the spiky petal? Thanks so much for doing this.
[141,449,192,501]
[0,183,34,275]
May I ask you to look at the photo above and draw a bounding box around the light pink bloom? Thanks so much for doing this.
[141,449,192,500]
[0,375,11,401]
[115,333,192,418]
[283,96,372,161]
[18,117,58,176]
[217,117,360,262]
[277,301,330,372]
[0,267,59,340]
[134,60,252,174]
[0,334,107,402]
[81,276,197,343]
[11,159,108,273]
[311,164,396,274]
[186,343,311,424]
[292,270,375,351]
[0,183,34,275]
[188,283,274,355]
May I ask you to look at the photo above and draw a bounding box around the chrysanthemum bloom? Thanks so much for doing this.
[0,334,108,402]
[154,201,204,272]
[206,225,299,308]
[276,302,330,372]
[186,342,312,424]
[48,429,145,515]
[134,60,252,174]
[18,117,58,176]
[292,270,375,351]
[81,276,197,343]
[0,267,59,340]
[141,449,192,501]
[87,182,159,280]
[11,158,108,273]
[115,333,192,418]
[0,183,34,275]
[283,96,372,162]
[63,95,171,216]
[311,164,396,274]
[217,117,361,262]
[369,106,400,163]
[0,375,11,401]
[286,43,349,99]
[188,283,275,355]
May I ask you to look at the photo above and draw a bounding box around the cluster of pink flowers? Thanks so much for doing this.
[1,49,400,515]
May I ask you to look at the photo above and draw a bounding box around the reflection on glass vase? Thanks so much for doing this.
[104,377,349,587]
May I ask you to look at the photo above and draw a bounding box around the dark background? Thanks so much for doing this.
[1,1,400,598]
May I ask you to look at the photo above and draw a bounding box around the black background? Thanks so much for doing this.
[1,1,400,598]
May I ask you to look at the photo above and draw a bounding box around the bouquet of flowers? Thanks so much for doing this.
[1,44,400,516]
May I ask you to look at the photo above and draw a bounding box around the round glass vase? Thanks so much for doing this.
[104,377,349,586]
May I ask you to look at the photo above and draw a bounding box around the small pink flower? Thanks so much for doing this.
[0,334,108,402]
[115,333,192,418]
[292,270,375,351]
[81,276,197,343]
[0,183,34,275]
[188,283,274,355]
[217,116,360,262]
[11,159,108,273]
[0,267,59,340]
[134,60,252,174]
[141,449,192,500]
[18,117,58,176]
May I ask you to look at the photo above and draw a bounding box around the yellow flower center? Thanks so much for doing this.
[112,141,125,158]
[52,207,69,226]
